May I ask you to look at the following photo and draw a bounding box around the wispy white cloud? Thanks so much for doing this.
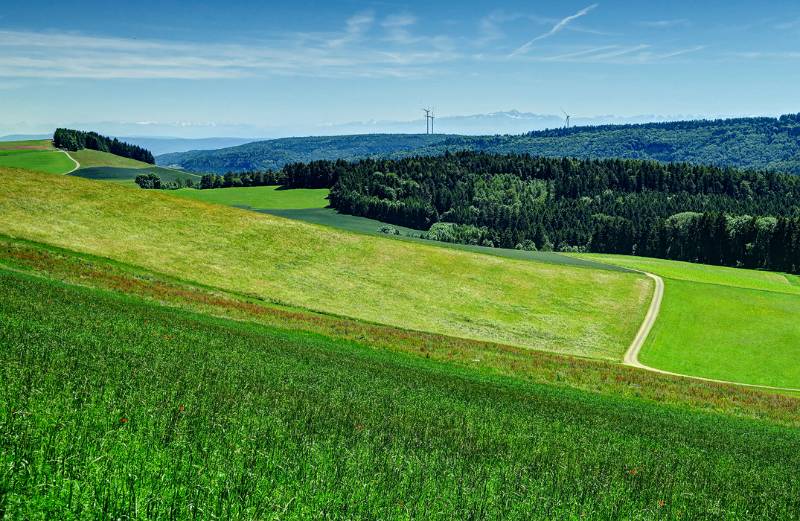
[523,44,704,64]
[382,13,419,44]
[637,19,691,29]
[509,4,599,57]
[0,16,460,81]
[734,50,800,60]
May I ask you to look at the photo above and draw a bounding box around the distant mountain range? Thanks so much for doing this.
[0,134,257,155]
[157,114,800,175]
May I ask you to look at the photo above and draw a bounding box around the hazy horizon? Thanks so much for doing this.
[1,0,799,138]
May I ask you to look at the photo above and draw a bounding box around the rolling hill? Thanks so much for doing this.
[68,148,201,186]
[0,139,76,174]
[0,167,650,358]
[158,113,800,174]
[3,163,800,517]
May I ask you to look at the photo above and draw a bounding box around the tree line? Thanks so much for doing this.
[296,151,800,273]
[53,128,155,164]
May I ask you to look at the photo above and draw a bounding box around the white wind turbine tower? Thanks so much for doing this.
[561,108,572,129]
[422,108,431,134]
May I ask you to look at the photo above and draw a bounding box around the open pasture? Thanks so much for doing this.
[1,268,799,519]
[0,167,650,359]
[579,254,800,388]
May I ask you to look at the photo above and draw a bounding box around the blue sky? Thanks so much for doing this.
[1,0,799,137]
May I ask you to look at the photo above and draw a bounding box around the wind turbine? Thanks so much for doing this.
[430,107,435,134]
[561,108,571,129]
[422,108,431,134]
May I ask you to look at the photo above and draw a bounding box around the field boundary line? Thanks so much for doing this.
[624,270,800,393]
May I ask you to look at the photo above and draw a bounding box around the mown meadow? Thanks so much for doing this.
[2,268,800,519]
[0,140,74,174]
[173,185,331,210]
[0,168,650,359]
[579,254,800,389]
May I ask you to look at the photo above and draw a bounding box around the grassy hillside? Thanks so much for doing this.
[158,114,800,174]
[176,186,628,271]
[67,148,202,186]
[0,140,75,174]
[0,167,650,358]
[3,267,800,518]
[69,148,153,168]
[579,254,800,388]
[173,185,330,209]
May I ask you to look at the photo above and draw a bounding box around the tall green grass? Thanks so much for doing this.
[2,269,799,519]
[3,234,797,425]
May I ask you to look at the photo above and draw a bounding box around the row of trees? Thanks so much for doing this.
[281,151,800,272]
[199,171,282,189]
[53,129,155,164]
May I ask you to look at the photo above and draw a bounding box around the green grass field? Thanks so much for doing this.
[0,167,650,359]
[69,148,152,168]
[3,234,796,425]
[66,149,202,186]
[173,185,331,209]
[578,254,800,388]
[168,187,626,271]
[72,166,201,186]
[2,266,799,518]
[0,140,75,174]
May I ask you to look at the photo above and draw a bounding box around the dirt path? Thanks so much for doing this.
[623,272,663,368]
[624,270,800,393]
[60,150,80,174]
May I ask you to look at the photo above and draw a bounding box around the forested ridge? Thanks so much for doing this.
[275,152,800,273]
[159,113,800,175]
[53,128,155,164]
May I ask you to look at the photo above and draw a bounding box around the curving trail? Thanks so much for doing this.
[623,272,663,368]
[60,150,80,174]
[624,270,800,393]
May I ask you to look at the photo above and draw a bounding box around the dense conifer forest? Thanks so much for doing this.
[53,128,155,164]
[276,152,800,273]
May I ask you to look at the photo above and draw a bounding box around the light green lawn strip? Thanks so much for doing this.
[173,186,330,210]
[571,253,800,388]
[0,139,53,150]
[640,278,800,388]
[70,149,152,168]
[0,168,651,360]
[575,253,800,295]
[0,149,74,174]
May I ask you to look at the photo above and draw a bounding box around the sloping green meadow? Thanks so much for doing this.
[173,185,330,209]
[578,254,800,388]
[0,140,74,174]
[2,269,799,519]
[0,168,650,359]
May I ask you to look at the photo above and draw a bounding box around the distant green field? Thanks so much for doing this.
[71,166,201,186]
[166,186,624,271]
[577,254,800,388]
[579,253,800,295]
[265,208,627,272]
[69,148,152,168]
[173,185,330,209]
[3,267,800,518]
[0,140,74,174]
[0,139,52,150]
[65,148,201,186]
[0,168,650,359]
